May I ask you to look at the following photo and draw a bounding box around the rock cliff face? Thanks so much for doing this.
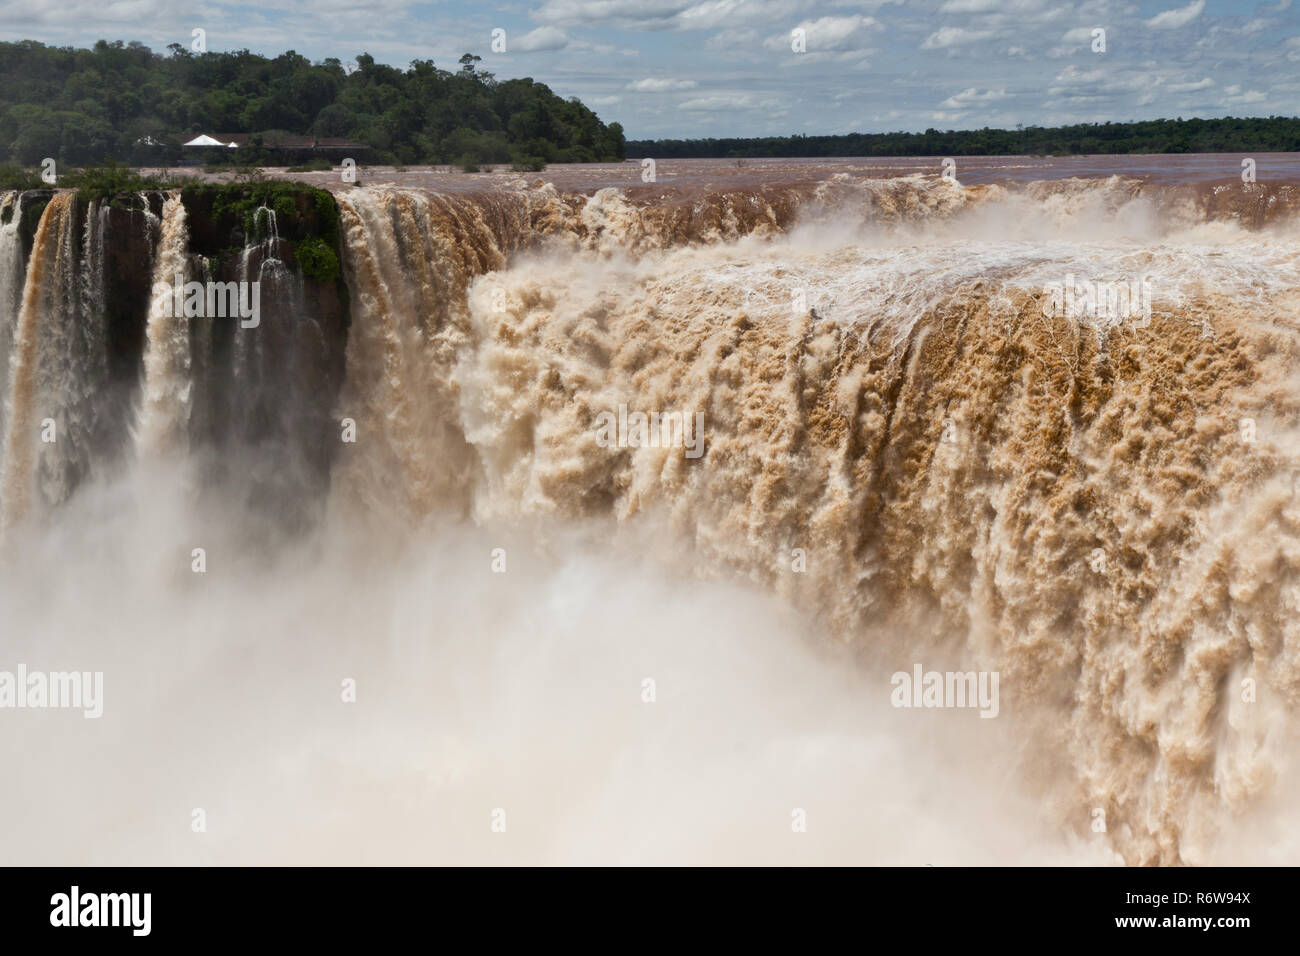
[0,184,349,526]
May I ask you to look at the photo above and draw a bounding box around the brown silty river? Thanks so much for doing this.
[151,151,1300,188]
[144,152,1300,228]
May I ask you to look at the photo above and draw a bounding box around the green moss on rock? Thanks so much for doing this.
[293,236,340,283]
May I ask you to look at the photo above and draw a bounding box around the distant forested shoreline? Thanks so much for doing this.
[6,37,1295,171]
[0,39,626,168]
[628,117,1300,159]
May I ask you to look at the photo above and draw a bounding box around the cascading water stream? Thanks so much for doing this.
[0,191,28,454]
[54,197,110,495]
[1,192,77,531]
[0,192,113,530]
[135,191,192,457]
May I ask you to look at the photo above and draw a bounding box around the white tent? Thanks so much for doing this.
[182,134,237,147]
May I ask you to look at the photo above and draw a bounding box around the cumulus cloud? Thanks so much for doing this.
[512,27,570,52]
[532,0,793,30]
[941,87,1008,108]
[677,91,782,111]
[1166,77,1213,92]
[1145,0,1205,30]
[1046,64,1149,99]
[532,0,692,28]
[939,0,1048,12]
[1060,27,1099,43]
[1223,86,1267,104]
[676,0,802,30]
[626,77,699,92]
[765,15,881,53]
[921,26,995,49]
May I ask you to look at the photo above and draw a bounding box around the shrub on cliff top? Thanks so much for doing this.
[294,236,341,283]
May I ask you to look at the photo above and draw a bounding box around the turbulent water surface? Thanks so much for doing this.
[2,162,1299,865]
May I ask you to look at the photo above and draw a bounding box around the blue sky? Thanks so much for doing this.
[1,0,1296,138]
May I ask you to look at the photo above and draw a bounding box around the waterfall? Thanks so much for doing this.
[1,193,77,530]
[0,192,113,531]
[135,191,192,457]
[332,188,497,519]
[60,198,110,488]
[232,207,273,435]
[3,174,1300,863]
[325,179,1300,864]
[0,191,27,453]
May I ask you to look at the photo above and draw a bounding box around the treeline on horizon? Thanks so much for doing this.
[628,117,1300,159]
[0,39,626,168]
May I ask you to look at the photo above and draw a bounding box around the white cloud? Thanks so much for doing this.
[1166,77,1213,92]
[1145,0,1205,30]
[626,77,698,92]
[678,94,742,110]
[941,87,1008,108]
[1060,27,1098,43]
[921,27,995,49]
[532,0,796,31]
[676,0,801,30]
[532,0,693,28]
[1226,89,1268,104]
[1046,64,1149,99]
[765,15,881,53]
[678,92,774,110]
[512,27,570,52]
[939,0,1047,12]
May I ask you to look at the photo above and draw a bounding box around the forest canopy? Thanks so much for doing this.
[629,117,1300,159]
[0,39,626,167]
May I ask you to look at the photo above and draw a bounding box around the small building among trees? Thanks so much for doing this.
[181,132,370,164]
